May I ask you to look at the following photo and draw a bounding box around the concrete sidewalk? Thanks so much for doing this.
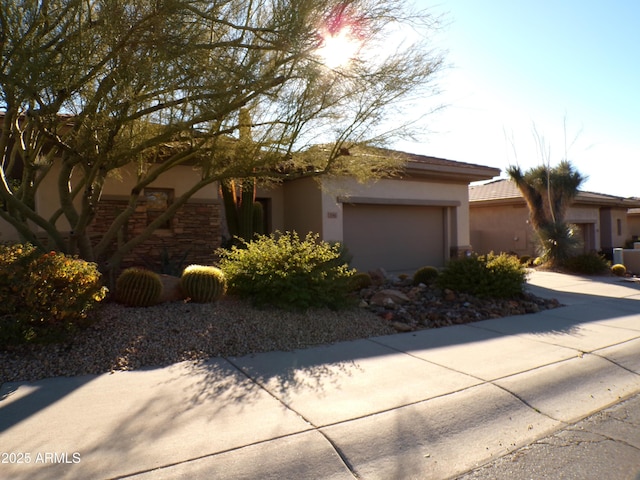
[1,271,640,480]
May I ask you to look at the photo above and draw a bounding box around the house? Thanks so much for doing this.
[628,207,640,243]
[262,151,499,272]
[469,179,640,258]
[0,149,499,273]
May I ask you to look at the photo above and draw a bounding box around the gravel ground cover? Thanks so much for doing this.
[1,282,562,384]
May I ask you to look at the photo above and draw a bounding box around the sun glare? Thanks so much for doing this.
[316,5,364,68]
[317,27,362,68]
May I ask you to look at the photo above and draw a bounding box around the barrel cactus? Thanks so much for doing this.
[413,266,440,286]
[116,268,163,307]
[611,263,626,277]
[181,265,226,303]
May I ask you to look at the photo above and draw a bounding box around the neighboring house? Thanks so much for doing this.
[0,149,499,273]
[469,179,640,258]
[629,207,640,243]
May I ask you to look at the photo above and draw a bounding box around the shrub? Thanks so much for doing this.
[519,255,532,266]
[217,231,355,310]
[437,252,528,298]
[563,253,610,275]
[0,244,107,345]
[116,268,163,307]
[181,265,226,302]
[533,256,544,266]
[611,264,626,277]
[413,266,439,285]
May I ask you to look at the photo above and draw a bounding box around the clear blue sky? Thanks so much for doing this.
[396,1,640,198]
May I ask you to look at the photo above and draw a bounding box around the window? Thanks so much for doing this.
[617,218,622,236]
[145,188,173,229]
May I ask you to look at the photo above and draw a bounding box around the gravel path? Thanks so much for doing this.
[1,280,562,385]
[0,298,396,384]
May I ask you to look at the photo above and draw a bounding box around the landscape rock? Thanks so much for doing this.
[356,276,562,333]
[157,275,186,304]
[370,289,411,306]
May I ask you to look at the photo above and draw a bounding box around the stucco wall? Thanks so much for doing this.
[0,217,19,243]
[628,213,640,241]
[282,177,323,235]
[469,204,535,256]
[600,207,633,250]
[470,203,604,257]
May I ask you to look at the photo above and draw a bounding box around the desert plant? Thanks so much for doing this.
[563,253,610,275]
[116,268,163,307]
[611,264,626,277]
[348,272,373,291]
[519,255,532,265]
[181,265,227,302]
[437,252,527,298]
[413,266,439,285]
[537,222,581,266]
[217,231,355,310]
[0,244,107,345]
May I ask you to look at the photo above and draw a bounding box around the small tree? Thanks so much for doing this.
[0,0,444,273]
[507,160,585,266]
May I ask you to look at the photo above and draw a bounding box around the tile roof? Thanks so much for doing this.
[470,178,640,208]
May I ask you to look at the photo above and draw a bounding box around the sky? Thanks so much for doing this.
[394,1,640,198]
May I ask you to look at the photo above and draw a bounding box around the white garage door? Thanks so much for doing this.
[342,204,445,272]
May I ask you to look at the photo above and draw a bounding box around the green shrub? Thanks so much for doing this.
[181,265,226,302]
[217,231,355,310]
[533,256,544,266]
[116,268,163,307]
[413,266,439,285]
[563,253,610,275]
[611,263,626,277]
[0,244,107,345]
[437,252,527,298]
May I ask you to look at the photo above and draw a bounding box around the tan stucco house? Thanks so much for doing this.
[469,179,640,258]
[0,149,499,272]
[629,208,640,242]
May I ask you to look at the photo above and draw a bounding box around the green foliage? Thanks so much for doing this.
[0,243,107,346]
[611,264,627,277]
[217,231,355,310]
[519,255,532,266]
[563,253,610,275]
[181,265,227,303]
[537,222,581,267]
[437,252,528,299]
[252,201,265,236]
[413,266,440,285]
[116,268,163,307]
[533,256,544,266]
[348,272,373,291]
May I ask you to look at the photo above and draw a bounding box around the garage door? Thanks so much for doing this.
[342,204,445,272]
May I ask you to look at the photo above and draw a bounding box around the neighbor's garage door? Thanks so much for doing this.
[342,204,445,272]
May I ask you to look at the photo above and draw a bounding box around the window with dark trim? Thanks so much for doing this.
[145,188,173,230]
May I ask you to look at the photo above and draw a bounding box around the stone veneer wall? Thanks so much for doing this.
[90,197,222,274]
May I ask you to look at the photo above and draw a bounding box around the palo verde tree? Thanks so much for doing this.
[507,160,586,266]
[0,0,443,272]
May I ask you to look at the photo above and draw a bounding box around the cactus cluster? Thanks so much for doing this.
[181,265,226,303]
[116,268,163,307]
